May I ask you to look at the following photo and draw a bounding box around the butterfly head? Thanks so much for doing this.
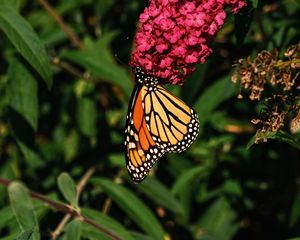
[132,66,158,86]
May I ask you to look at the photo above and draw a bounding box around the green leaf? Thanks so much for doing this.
[136,178,185,216]
[246,133,257,150]
[6,58,42,167]
[91,178,165,240]
[130,232,154,240]
[108,153,124,167]
[247,131,300,150]
[0,206,15,227]
[80,228,112,240]
[60,37,133,98]
[234,5,254,45]
[77,96,97,137]
[172,166,207,196]
[15,229,34,240]
[273,131,300,150]
[65,219,81,240]
[171,166,209,224]
[0,0,22,10]
[194,76,238,130]
[222,180,242,197]
[0,234,20,240]
[196,198,238,240]
[0,7,52,89]
[7,58,38,131]
[82,208,135,240]
[8,182,40,240]
[57,172,78,208]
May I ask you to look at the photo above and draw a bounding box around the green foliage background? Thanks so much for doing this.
[0,0,299,239]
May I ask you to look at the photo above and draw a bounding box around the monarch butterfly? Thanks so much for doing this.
[125,67,200,183]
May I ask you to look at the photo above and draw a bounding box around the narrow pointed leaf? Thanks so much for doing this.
[194,76,238,129]
[172,166,207,195]
[247,131,300,150]
[129,232,154,240]
[136,178,185,216]
[0,0,21,10]
[91,178,165,240]
[7,58,38,131]
[82,208,135,240]
[197,198,238,240]
[60,37,132,97]
[0,7,52,89]
[6,58,42,167]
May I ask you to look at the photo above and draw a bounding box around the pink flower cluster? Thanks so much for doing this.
[130,0,246,84]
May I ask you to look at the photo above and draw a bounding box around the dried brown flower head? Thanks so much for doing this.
[232,50,278,100]
[232,42,300,143]
[251,95,288,142]
[290,108,300,134]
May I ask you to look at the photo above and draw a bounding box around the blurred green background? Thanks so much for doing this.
[0,0,300,239]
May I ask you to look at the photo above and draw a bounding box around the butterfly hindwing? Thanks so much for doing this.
[143,85,200,153]
[125,67,200,183]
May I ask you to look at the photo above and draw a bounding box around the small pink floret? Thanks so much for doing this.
[130,0,246,84]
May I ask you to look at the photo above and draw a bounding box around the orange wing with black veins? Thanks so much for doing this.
[125,85,164,183]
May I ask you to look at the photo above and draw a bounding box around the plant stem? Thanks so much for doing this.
[37,0,84,49]
[0,177,122,240]
[51,167,96,240]
[102,170,124,214]
[275,59,300,68]
[51,215,71,240]
[51,57,87,80]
